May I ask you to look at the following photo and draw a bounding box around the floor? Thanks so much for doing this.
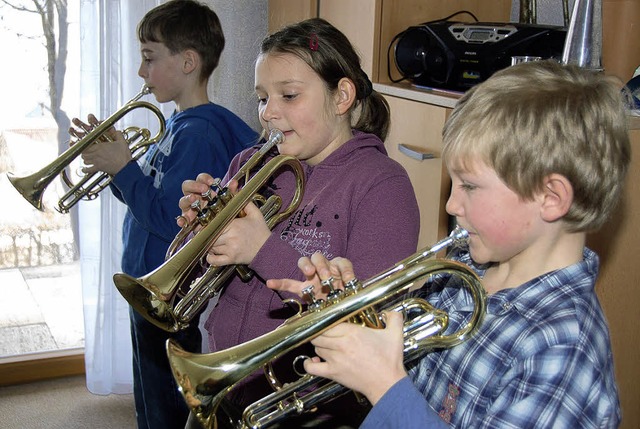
[0,264,137,428]
[0,374,136,429]
[0,261,83,358]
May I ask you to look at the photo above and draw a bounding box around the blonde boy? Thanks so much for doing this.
[270,60,631,428]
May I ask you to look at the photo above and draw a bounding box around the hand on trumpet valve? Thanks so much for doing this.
[267,252,357,302]
[70,114,132,176]
[177,172,225,229]
[178,172,272,266]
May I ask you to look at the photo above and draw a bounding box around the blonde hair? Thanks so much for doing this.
[443,60,631,232]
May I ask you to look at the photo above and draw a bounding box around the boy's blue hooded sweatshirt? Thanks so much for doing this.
[110,102,257,277]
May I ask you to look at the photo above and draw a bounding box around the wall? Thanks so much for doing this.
[208,0,268,131]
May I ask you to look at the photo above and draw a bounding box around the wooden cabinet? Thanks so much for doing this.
[380,89,457,248]
[319,0,381,78]
[586,124,640,429]
[602,0,640,82]
[268,2,640,428]
[267,0,318,33]
[269,0,640,82]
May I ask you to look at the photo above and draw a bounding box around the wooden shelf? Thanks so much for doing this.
[374,82,461,108]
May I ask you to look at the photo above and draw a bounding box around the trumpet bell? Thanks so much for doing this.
[7,171,48,211]
[114,144,305,333]
[5,85,164,214]
[114,272,183,331]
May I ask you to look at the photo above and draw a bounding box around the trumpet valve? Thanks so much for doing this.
[321,276,344,305]
[190,200,209,223]
[201,178,222,202]
[343,278,361,294]
[302,285,323,312]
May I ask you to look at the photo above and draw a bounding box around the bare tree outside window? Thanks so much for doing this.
[0,0,77,266]
[0,0,83,358]
[2,0,70,152]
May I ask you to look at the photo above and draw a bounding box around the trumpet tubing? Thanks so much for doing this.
[113,130,306,333]
[6,85,165,213]
[166,227,487,429]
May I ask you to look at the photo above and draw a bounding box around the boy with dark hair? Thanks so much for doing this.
[270,60,630,428]
[75,1,257,427]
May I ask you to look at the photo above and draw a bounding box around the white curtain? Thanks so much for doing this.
[78,0,265,395]
[78,0,166,395]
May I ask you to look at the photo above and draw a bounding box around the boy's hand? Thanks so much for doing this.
[267,253,357,301]
[269,254,408,404]
[71,114,132,176]
[304,310,407,406]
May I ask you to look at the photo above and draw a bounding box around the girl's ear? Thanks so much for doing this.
[182,49,199,75]
[540,173,573,222]
[334,77,357,115]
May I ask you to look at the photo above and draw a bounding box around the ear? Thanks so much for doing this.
[334,77,357,115]
[182,49,199,75]
[539,173,573,222]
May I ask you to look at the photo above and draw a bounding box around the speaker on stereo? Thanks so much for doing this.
[393,21,567,92]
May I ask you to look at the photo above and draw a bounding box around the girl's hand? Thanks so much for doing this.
[178,173,222,228]
[205,198,271,266]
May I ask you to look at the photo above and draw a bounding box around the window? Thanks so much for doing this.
[0,1,83,363]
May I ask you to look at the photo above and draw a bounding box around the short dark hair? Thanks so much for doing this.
[137,0,224,81]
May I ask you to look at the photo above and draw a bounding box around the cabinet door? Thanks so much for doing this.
[383,95,451,248]
[319,0,381,79]
[268,0,318,32]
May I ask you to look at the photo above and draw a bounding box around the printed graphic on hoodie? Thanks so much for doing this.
[280,203,335,259]
[140,131,173,188]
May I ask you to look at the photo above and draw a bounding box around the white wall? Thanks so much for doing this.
[207,0,268,131]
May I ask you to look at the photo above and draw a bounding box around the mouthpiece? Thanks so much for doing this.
[450,226,469,248]
[260,129,285,155]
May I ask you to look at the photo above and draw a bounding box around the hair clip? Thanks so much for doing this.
[309,33,319,51]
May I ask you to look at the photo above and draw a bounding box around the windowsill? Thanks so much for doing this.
[0,348,85,386]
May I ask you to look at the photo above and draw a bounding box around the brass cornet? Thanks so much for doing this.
[113,129,306,333]
[166,227,487,429]
[7,85,165,213]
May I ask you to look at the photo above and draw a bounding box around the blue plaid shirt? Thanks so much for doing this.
[361,248,620,429]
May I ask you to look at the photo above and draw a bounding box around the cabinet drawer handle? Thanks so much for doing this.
[398,143,435,160]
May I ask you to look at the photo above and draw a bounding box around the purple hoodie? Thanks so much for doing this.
[204,130,420,410]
